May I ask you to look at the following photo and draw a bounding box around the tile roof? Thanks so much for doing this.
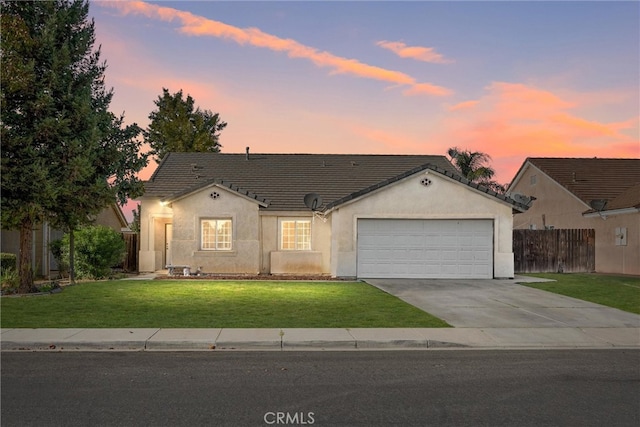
[524,157,640,210]
[588,183,640,213]
[144,153,525,211]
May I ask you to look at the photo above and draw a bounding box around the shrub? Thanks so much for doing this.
[1,267,19,295]
[49,239,69,278]
[1,253,17,272]
[62,225,126,279]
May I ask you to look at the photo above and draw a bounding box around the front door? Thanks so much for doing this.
[165,223,173,266]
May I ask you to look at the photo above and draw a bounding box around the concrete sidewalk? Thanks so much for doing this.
[2,327,639,351]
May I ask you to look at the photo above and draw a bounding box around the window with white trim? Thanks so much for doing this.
[201,219,232,250]
[280,219,311,250]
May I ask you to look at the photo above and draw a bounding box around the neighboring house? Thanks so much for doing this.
[0,203,130,278]
[508,158,640,275]
[139,152,528,279]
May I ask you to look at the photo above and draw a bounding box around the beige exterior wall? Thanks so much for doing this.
[140,189,333,274]
[330,170,516,278]
[264,212,332,275]
[165,186,262,274]
[509,163,640,275]
[94,205,127,231]
[140,171,516,277]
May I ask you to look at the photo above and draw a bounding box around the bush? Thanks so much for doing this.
[62,225,126,279]
[49,239,69,278]
[1,253,17,272]
[1,267,19,294]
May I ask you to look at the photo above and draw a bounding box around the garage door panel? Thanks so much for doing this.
[441,249,458,261]
[357,219,493,279]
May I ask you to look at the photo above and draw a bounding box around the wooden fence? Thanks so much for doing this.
[513,229,595,273]
[121,233,138,272]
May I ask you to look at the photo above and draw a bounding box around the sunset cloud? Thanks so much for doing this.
[376,40,453,64]
[403,82,452,97]
[448,100,479,111]
[99,1,451,97]
[432,82,639,183]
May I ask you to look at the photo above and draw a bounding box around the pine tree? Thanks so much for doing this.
[146,88,227,162]
[1,0,148,290]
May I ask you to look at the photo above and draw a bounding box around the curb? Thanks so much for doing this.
[2,327,638,352]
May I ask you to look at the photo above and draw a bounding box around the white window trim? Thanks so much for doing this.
[279,218,312,251]
[200,218,233,251]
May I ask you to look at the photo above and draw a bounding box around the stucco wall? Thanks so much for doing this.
[510,164,640,275]
[263,212,332,275]
[330,170,515,278]
[140,190,333,274]
[94,205,126,231]
[140,171,516,277]
[170,186,261,274]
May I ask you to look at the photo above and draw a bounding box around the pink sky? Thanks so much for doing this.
[91,1,639,219]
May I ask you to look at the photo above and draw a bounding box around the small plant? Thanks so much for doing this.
[49,239,69,278]
[1,268,20,295]
[36,281,61,293]
[0,253,17,272]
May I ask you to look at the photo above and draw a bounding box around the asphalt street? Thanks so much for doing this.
[2,350,639,426]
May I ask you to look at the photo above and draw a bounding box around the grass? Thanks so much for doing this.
[0,280,450,328]
[521,273,640,314]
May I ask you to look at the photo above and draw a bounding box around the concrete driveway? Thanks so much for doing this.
[366,277,640,328]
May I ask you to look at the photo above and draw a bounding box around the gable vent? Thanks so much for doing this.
[210,191,220,200]
[420,177,432,187]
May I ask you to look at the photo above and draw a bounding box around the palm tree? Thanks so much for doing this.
[447,147,506,193]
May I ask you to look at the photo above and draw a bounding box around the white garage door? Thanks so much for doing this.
[357,219,493,279]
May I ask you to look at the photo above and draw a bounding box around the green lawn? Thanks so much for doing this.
[0,280,450,328]
[521,274,640,314]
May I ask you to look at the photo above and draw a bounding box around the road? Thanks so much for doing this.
[2,350,639,426]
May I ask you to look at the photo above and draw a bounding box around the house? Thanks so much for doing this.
[139,151,528,279]
[507,157,640,275]
[0,203,130,278]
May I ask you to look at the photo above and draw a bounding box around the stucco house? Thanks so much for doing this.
[507,157,640,275]
[140,152,528,279]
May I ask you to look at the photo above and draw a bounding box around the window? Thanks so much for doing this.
[530,174,537,186]
[281,220,311,250]
[201,219,232,250]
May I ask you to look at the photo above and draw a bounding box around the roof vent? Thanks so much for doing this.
[191,163,203,179]
[420,177,432,187]
[350,161,358,166]
[246,146,250,160]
